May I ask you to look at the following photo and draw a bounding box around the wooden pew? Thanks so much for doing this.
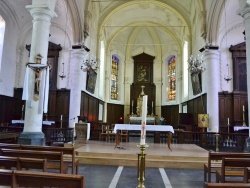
[244,167,250,183]
[0,169,12,187]
[204,151,250,182]
[0,148,68,174]
[17,157,47,172]
[21,144,79,174]
[12,170,85,188]
[0,143,21,149]
[0,156,18,169]
[216,158,250,183]
[204,182,250,187]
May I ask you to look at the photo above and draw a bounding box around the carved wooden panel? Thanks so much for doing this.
[106,103,124,124]
[229,42,247,91]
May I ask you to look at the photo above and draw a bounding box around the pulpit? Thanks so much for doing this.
[75,123,90,144]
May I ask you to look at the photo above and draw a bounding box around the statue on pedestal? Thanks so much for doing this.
[136,85,146,116]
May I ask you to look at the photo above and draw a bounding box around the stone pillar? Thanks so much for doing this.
[124,60,133,123]
[238,4,250,151]
[69,49,86,128]
[203,49,220,132]
[153,59,162,120]
[19,0,57,145]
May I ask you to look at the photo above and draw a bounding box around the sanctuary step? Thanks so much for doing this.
[75,141,208,170]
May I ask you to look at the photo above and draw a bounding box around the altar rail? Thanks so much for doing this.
[0,125,73,146]
[157,131,248,152]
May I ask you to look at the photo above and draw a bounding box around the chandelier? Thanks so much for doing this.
[188,54,206,74]
[81,56,99,72]
[59,62,66,80]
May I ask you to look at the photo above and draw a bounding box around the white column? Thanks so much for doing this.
[68,49,86,128]
[24,2,57,132]
[124,60,133,123]
[204,49,220,132]
[238,5,250,128]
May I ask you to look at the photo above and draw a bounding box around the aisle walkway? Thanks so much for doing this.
[77,164,205,188]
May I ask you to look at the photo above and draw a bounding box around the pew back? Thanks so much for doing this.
[216,158,250,183]
[204,151,250,182]
[0,169,12,186]
[12,170,85,188]
[21,144,78,174]
[204,182,250,187]
[0,148,68,173]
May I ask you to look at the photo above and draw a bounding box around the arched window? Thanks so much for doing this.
[0,16,6,70]
[111,55,119,100]
[183,41,189,99]
[167,55,176,100]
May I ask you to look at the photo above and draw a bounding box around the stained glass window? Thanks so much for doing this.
[111,55,119,100]
[167,55,176,100]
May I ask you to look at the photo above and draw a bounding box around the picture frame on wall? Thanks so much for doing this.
[86,68,97,94]
[136,63,150,83]
[191,73,202,95]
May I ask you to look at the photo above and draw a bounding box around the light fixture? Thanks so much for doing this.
[58,0,69,80]
[188,54,206,74]
[223,0,232,83]
[59,62,66,80]
[81,55,99,72]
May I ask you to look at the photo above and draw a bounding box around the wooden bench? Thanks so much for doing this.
[0,143,21,149]
[0,148,68,174]
[21,144,79,174]
[244,167,250,183]
[0,155,47,172]
[204,182,250,187]
[216,158,250,183]
[204,151,250,182]
[12,170,85,188]
[0,169,12,187]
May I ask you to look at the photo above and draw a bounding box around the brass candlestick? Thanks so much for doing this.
[215,133,219,152]
[243,110,246,127]
[137,144,148,188]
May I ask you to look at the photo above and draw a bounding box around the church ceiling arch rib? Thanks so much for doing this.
[97,0,191,44]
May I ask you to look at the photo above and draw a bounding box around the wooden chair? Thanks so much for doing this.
[12,170,85,188]
[100,124,111,142]
[120,130,129,142]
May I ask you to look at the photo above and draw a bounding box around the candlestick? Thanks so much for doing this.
[61,115,63,121]
[140,95,148,145]
[243,105,245,112]
[227,118,229,125]
[22,105,24,111]
[152,101,153,108]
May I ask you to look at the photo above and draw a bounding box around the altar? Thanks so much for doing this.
[129,117,155,125]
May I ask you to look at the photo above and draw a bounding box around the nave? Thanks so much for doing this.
[77,164,204,188]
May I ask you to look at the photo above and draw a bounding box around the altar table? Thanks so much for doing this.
[114,124,174,150]
[234,126,250,131]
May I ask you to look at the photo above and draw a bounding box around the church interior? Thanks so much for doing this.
[0,0,250,187]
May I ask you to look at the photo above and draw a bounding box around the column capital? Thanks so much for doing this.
[26,5,57,20]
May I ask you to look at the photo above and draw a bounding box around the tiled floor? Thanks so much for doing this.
[77,164,205,188]
[75,138,209,188]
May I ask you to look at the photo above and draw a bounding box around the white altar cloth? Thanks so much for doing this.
[113,124,174,134]
[12,120,55,125]
[129,117,155,124]
[234,126,250,131]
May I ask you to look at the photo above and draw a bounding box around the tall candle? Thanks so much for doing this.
[132,100,134,106]
[22,105,24,111]
[227,118,229,125]
[152,101,153,108]
[140,95,148,145]
[61,115,63,121]
[243,105,245,112]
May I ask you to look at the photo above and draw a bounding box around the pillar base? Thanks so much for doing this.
[18,132,45,146]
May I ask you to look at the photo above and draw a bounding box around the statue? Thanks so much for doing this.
[136,85,146,116]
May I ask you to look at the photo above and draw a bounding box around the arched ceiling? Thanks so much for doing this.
[90,0,194,57]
